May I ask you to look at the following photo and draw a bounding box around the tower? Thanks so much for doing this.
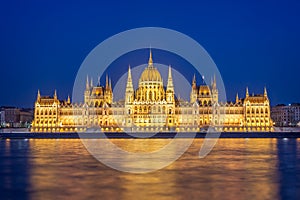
[125,66,134,104]
[84,75,91,103]
[37,89,41,102]
[54,89,57,100]
[104,75,113,104]
[236,93,239,103]
[166,66,175,127]
[67,95,71,104]
[211,75,218,103]
[166,66,174,103]
[264,87,267,97]
[190,74,198,103]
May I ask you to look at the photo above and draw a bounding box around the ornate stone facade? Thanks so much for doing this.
[31,51,273,132]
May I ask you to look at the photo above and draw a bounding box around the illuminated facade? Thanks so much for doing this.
[31,51,273,132]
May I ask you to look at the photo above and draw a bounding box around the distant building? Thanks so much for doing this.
[0,107,33,128]
[31,51,273,132]
[271,103,300,126]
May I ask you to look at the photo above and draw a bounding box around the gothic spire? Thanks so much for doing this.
[97,75,100,87]
[90,77,93,88]
[54,89,57,99]
[167,66,174,92]
[126,65,133,90]
[264,87,267,97]
[192,74,197,89]
[37,89,40,101]
[236,93,239,103]
[106,74,109,89]
[246,87,249,98]
[86,75,90,90]
[109,78,112,90]
[67,95,70,104]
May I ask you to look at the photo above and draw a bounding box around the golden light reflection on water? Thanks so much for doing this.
[27,139,281,200]
[109,138,172,153]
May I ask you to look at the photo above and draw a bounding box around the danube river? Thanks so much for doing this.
[1,138,300,199]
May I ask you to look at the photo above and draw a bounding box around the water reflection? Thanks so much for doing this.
[0,139,30,199]
[277,138,300,199]
[1,138,300,199]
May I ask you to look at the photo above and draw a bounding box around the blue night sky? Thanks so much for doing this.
[0,0,299,108]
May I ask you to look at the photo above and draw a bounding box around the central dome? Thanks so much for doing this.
[139,50,162,83]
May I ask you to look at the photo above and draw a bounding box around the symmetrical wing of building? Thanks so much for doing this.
[31,51,273,132]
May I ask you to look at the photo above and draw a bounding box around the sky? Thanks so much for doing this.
[0,0,299,107]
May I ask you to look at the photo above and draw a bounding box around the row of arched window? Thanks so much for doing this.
[246,108,269,114]
[36,109,56,115]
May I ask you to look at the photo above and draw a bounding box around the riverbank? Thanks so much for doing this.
[1,132,300,139]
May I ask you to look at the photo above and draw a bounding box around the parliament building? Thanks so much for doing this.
[31,51,273,132]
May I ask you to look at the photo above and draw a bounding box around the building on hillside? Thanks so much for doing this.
[31,51,273,132]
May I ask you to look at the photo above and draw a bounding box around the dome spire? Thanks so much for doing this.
[148,49,153,67]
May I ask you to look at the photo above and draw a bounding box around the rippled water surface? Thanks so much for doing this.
[1,138,300,200]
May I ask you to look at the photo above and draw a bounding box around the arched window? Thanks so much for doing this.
[149,91,152,101]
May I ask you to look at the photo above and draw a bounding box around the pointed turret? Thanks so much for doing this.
[86,75,90,90]
[211,74,218,103]
[90,77,93,88]
[125,65,134,104]
[246,87,249,98]
[126,65,133,89]
[264,87,267,97]
[192,74,197,89]
[37,89,41,101]
[167,66,174,92]
[105,74,109,89]
[190,74,198,103]
[54,89,57,99]
[97,76,100,87]
[236,93,239,103]
[67,95,70,104]
[166,66,175,103]
[212,74,217,91]
[109,78,112,90]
